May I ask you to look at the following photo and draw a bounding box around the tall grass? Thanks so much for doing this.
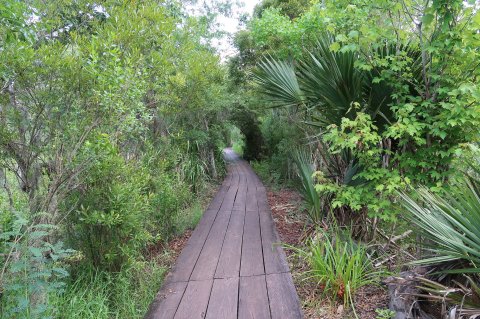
[293,229,382,307]
[52,261,166,319]
[174,203,204,235]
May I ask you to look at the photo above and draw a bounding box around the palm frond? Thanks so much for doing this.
[400,177,480,272]
[253,58,304,108]
[291,148,322,223]
[298,34,364,126]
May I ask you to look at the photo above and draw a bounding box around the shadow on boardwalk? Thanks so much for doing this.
[145,148,303,319]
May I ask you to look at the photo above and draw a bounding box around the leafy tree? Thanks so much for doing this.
[253,0,311,19]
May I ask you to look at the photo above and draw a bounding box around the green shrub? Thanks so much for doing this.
[65,134,154,271]
[251,160,282,186]
[0,212,74,318]
[149,172,189,238]
[260,113,304,181]
[293,229,382,306]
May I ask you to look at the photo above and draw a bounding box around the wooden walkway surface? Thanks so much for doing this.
[145,149,303,319]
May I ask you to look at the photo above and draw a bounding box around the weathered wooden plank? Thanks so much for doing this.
[257,196,270,212]
[219,173,239,211]
[240,210,265,277]
[144,281,188,319]
[205,278,239,319]
[245,185,258,212]
[233,186,247,210]
[174,280,213,319]
[259,209,289,274]
[245,165,262,187]
[208,191,226,210]
[210,165,235,206]
[233,171,247,210]
[256,185,267,195]
[238,275,271,319]
[167,209,219,282]
[209,167,236,210]
[190,210,232,281]
[266,273,303,319]
[215,210,246,278]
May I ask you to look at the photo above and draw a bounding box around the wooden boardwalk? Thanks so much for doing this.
[145,149,303,319]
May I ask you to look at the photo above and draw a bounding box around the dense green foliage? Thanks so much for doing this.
[1,0,234,317]
[251,0,480,225]
[235,0,480,315]
[1,0,480,317]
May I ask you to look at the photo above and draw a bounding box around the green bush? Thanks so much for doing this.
[260,113,304,181]
[149,172,189,238]
[65,135,154,271]
[293,229,382,307]
[251,160,282,186]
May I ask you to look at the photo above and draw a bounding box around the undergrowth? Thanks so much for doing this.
[52,260,166,319]
[291,229,384,307]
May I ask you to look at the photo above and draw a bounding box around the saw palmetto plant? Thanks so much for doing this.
[400,177,480,273]
[400,176,480,314]
[253,33,421,130]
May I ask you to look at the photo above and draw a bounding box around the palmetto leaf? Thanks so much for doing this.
[254,33,410,129]
[298,34,364,126]
[291,148,322,222]
[400,177,480,273]
[254,58,304,108]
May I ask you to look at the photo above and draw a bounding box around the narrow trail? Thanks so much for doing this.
[145,149,303,319]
